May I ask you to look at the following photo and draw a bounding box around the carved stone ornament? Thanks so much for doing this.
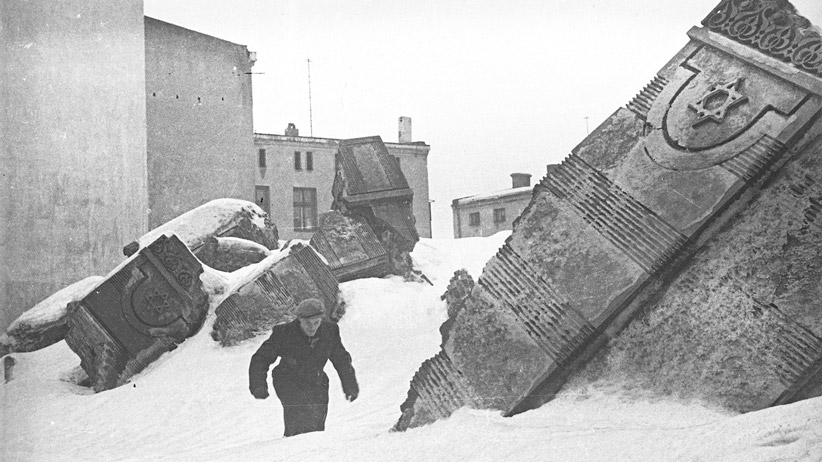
[688,77,749,126]
[703,0,822,76]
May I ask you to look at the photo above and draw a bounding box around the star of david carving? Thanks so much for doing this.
[143,289,171,318]
[688,78,748,127]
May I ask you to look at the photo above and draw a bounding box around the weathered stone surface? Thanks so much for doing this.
[123,198,278,257]
[211,243,343,346]
[0,276,103,357]
[65,234,209,392]
[309,211,390,282]
[395,0,822,430]
[577,130,822,412]
[195,236,271,272]
[332,136,419,276]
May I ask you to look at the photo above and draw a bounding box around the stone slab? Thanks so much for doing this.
[211,244,341,346]
[64,234,208,392]
[310,211,390,282]
[395,0,822,430]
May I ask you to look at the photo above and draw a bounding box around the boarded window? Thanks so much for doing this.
[469,212,480,226]
[493,208,506,223]
[293,187,317,231]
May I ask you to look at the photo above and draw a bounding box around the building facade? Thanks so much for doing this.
[1,0,149,331]
[255,120,431,240]
[452,173,533,238]
[145,18,256,230]
[1,9,258,331]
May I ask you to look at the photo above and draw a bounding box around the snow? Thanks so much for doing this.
[3,276,104,334]
[452,185,533,206]
[134,198,268,250]
[2,233,822,462]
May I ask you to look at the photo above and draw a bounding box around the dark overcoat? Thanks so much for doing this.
[249,319,358,437]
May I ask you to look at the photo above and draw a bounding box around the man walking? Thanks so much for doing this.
[249,298,359,437]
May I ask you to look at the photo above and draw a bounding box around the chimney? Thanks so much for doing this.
[285,123,299,137]
[398,116,412,143]
[511,173,531,188]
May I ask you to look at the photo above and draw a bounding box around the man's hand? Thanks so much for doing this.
[251,386,269,400]
[345,391,358,402]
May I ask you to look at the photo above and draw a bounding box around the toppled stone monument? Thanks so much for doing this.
[211,243,343,346]
[332,136,419,276]
[310,211,391,282]
[65,234,209,392]
[123,199,279,268]
[395,0,822,430]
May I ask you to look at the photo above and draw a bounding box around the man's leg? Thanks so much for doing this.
[274,374,329,437]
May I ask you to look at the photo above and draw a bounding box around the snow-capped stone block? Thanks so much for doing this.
[0,276,104,357]
[395,0,822,431]
[194,236,271,272]
[65,234,208,392]
[309,211,390,282]
[332,136,419,276]
[211,243,342,346]
[123,198,279,258]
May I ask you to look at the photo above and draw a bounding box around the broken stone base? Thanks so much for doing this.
[309,211,390,282]
[65,234,209,392]
[211,243,343,346]
[332,136,420,277]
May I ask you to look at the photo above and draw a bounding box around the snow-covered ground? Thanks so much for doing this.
[2,232,821,462]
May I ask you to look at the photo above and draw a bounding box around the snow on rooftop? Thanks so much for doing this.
[453,185,533,206]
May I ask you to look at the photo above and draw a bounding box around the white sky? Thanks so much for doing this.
[143,0,822,238]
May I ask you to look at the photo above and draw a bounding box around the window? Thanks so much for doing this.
[493,208,506,223]
[293,187,317,231]
[469,212,480,227]
[258,149,266,168]
[306,151,313,171]
[294,151,302,170]
[394,155,401,170]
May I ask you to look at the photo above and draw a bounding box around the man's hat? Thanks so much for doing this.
[295,298,325,319]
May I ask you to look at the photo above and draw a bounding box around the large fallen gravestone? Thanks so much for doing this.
[309,211,391,282]
[332,136,419,276]
[123,199,279,269]
[211,243,343,346]
[65,234,209,392]
[395,0,822,430]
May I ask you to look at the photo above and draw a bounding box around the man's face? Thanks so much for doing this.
[299,316,323,337]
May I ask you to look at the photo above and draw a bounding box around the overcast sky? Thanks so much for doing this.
[143,0,822,238]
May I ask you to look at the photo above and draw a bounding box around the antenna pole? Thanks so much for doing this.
[307,58,314,137]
